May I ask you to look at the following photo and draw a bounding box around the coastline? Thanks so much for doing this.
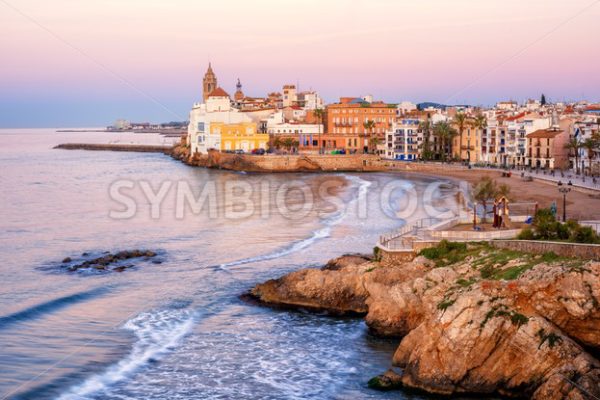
[55,141,600,219]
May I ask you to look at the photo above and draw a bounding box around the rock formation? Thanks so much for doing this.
[249,243,600,399]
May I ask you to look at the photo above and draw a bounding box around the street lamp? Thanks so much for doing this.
[558,184,571,222]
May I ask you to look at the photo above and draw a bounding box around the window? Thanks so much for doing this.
[197,122,205,132]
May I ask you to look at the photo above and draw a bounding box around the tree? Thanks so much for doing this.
[419,119,434,160]
[368,137,382,154]
[313,108,324,154]
[363,120,376,154]
[432,121,458,162]
[282,137,295,151]
[272,137,282,151]
[472,113,487,162]
[471,177,512,227]
[564,137,582,174]
[472,177,496,225]
[452,112,468,161]
[582,135,599,174]
[541,94,547,106]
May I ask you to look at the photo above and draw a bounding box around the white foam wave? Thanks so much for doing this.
[215,175,372,269]
[58,309,195,400]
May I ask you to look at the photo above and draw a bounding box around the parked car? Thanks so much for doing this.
[234,149,244,154]
[251,148,266,155]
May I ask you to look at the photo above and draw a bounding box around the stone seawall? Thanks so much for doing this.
[490,240,600,260]
[183,149,384,172]
[55,143,172,154]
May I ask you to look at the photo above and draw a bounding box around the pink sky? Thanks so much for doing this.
[1,0,599,126]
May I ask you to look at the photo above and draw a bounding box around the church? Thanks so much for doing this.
[186,64,270,155]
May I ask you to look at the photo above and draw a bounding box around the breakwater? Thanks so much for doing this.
[54,143,173,154]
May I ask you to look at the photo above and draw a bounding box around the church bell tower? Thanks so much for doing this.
[202,63,218,102]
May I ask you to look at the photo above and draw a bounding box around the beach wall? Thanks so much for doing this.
[185,150,383,172]
[490,240,600,260]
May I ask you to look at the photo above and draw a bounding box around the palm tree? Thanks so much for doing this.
[313,108,324,154]
[368,137,382,155]
[432,121,458,162]
[363,120,376,154]
[282,137,295,152]
[453,112,468,161]
[473,177,496,226]
[472,177,511,227]
[418,119,433,160]
[272,137,282,151]
[472,114,487,163]
[564,137,582,174]
[582,135,598,174]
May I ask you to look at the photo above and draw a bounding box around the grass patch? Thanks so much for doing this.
[419,240,486,268]
[456,277,477,287]
[437,298,456,311]
[480,304,529,329]
[420,241,585,281]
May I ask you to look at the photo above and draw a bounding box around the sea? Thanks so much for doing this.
[0,128,462,400]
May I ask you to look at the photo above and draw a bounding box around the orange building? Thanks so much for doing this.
[299,133,362,154]
[327,97,396,153]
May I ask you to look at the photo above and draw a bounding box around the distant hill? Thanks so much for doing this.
[417,102,447,110]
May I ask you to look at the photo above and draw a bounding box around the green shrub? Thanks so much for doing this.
[526,208,600,244]
[536,329,563,349]
[510,312,529,327]
[570,226,600,244]
[373,246,382,262]
[517,228,534,240]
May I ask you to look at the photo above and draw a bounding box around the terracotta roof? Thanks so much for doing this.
[505,112,526,122]
[208,87,230,98]
[526,128,563,139]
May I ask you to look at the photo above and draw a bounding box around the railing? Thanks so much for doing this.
[379,217,441,250]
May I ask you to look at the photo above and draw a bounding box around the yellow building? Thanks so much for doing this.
[209,121,269,152]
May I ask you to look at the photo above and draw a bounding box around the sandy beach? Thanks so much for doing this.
[406,166,600,220]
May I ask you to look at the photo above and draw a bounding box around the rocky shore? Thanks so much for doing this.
[248,242,600,399]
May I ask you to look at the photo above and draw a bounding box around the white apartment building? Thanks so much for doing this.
[385,118,422,160]
[297,91,324,110]
[187,91,253,154]
[504,114,550,166]
[396,101,417,115]
[266,111,323,144]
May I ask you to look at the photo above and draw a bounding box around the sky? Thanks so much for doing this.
[1,0,599,128]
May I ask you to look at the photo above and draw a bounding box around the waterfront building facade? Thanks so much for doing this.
[327,97,395,153]
[385,118,422,160]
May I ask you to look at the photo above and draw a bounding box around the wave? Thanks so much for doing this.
[0,287,110,330]
[212,175,372,270]
[57,308,195,400]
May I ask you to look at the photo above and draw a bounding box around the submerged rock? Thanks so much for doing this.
[60,250,159,273]
[368,369,403,391]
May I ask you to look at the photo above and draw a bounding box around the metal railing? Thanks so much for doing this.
[379,217,441,250]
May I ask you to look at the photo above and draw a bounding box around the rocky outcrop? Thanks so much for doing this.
[60,249,159,272]
[250,254,372,315]
[249,244,600,399]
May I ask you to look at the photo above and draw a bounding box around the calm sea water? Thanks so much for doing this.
[0,129,457,400]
